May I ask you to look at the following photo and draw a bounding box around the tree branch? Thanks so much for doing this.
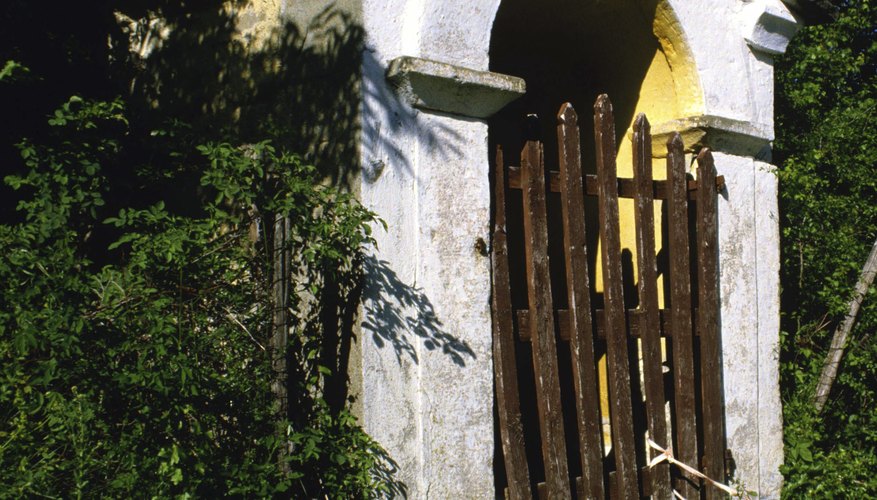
[813,236,877,412]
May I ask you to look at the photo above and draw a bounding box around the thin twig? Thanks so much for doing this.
[224,306,266,351]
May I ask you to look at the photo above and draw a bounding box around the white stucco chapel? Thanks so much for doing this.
[288,0,802,497]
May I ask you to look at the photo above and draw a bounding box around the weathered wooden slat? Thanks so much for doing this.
[536,482,547,500]
[507,167,725,200]
[696,148,725,499]
[666,133,700,498]
[632,114,672,499]
[639,466,654,497]
[491,145,532,499]
[557,102,605,500]
[520,117,571,498]
[594,94,639,499]
[608,471,618,499]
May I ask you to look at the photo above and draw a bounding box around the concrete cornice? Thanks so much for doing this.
[386,56,526,118]
[740,0,800,55]
[643,115,772,158]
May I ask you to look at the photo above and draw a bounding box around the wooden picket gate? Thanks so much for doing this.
[491,95,728,499]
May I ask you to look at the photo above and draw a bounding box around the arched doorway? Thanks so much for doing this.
[488,1,704,496]
[489,0,701,181]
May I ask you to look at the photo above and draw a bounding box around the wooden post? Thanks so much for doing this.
[666,133,700,498]
[557,103,605,499]
[696,149,725,499]
[593,94,639,499]
[632,114,672,499]
[492,145,532,499]
[520,116,571,499]
[272,213,290,474]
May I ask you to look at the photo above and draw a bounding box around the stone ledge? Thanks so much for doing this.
[642,115,772,158]
[740,0,800,55]
[386,56,526,118]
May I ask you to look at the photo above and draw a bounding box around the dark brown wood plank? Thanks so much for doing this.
[520,117,571,499]
[666,133,700,498]
[593,94,639,499]
[696,148,725,499]
[607,471,617,500]
[536,482,547,500]
[556,102,605,499]
[632,114,672,499]
[507,168,725,200]
[491,145,532,499]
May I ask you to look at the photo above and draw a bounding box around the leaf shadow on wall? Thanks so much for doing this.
[361,256,476,367]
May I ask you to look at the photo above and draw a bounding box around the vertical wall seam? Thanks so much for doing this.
[413,116,425,498]
[752,159,762,495]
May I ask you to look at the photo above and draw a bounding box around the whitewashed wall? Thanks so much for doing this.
[358,1,501,497]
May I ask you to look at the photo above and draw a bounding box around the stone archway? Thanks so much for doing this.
[487,0,704,294]
[486,0,706,494]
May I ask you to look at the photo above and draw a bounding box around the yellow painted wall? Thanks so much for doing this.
[597,1,703,450]
[596,0,703,295]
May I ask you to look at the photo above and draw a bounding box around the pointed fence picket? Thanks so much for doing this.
[492,94,728,499]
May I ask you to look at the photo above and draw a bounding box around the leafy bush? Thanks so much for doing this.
[0,85,396,497]
[782,399,877,498]
[775,0,877,496]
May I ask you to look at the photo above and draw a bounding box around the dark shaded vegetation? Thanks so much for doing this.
[0,1,401,497]
[775,0,877,496]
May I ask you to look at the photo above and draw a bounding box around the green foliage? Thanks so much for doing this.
[782,399,877,498]
[0,0,396,496]
[0,60,26,81]
[777,0,877,325]
[776,0,877,495]
[0,84,396,497]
